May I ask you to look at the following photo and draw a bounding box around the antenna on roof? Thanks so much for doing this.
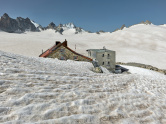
[75,44,76,51]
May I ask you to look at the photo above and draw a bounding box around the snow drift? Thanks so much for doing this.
[0,51,166,124]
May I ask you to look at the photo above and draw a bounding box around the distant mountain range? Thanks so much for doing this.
[0,13,153,34]
[0,13,86,34]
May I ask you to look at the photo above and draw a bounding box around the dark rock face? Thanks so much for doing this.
[96,31,100,34]
[75,27,83,34]
[47,22,56,29]
[0,13,38,33]
[0,13,88,34]
[0,13,18,33]
[16,17,37,32]
[55,24,64,34]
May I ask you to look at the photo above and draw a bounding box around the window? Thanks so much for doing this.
[108,54,110,58]
[60,48,65,52]
[60,56,65,60]
[102,62,104,65]
[73,56,78,60]
[102,54,104,57]
[108,62,110,65]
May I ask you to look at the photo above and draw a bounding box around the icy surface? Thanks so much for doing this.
[0,24,166,69]
[0,51,166,124]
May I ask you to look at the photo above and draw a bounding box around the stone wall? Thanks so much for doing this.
[47,46,91,62]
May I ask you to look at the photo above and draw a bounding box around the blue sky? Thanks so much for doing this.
[0,0,166,32]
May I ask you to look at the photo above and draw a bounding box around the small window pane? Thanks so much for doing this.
[60,56,65,60]
[73,56,78,60]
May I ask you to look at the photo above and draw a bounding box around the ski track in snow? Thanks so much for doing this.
[0,51,166,124]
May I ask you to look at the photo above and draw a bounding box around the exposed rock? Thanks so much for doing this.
[0,13,38,33]
[120,24,126,30]
[75,27,83,34]
[113,24,126,32]
[99,30,105,33]
[55,24,64,34]
[113,28,120,32]
[37,24,44,30]
[16,17,37,31]
[0,13,19,33]
[47,22,56,29]
[140,20,152,25]
[96,31,100,34]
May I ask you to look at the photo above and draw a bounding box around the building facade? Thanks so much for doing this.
[39,40,92,62]
[86,48,116,71]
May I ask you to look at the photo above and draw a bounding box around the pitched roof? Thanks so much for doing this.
[86,49,115,52]
[39,40,92,61]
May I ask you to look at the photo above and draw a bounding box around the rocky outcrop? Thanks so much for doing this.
[113,24,126,32]
[75,27,84,34]
[16,17,37,31]
[140,20,152,25]
[120,24,126,30]
[95,30,106,34]
[0,13,87,34]
[0,13,19,33]
[55,24,64,34]
[0,13,38,33]
[46,22,56,29]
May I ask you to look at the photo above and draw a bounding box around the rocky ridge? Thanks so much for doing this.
[0,13,38,33]
[45,22,85,34]
[0,13,157,34]
[0,13,85,34]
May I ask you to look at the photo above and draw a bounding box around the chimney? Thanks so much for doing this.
[55,41,60,45]
[63,39,67,47]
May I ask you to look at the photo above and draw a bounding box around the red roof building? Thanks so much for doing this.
[39,39,92,62]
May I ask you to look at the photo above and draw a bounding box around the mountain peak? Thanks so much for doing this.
[47,22,56,29]
[63,23,76,29]
[140,20,152,25]
[2,13,10,19]
[0,13,38,33]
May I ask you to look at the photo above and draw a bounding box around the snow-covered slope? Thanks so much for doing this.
[122,65,166,79]
[30,20,39,28]
[0,50,166,124]
[0,24,166,69]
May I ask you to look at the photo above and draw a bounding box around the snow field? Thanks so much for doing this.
[0,24,166,69]
[0,51,166,124]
